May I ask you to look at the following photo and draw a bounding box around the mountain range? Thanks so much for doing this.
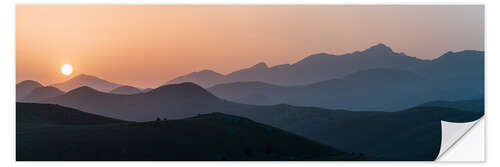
[165,43,484,88]
[27,82,483,160]
[15,43,484,160]
[18,43,483,112]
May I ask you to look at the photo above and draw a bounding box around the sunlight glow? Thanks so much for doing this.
[61,64,73,75]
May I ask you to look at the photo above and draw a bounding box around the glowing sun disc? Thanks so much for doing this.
[61,64,73,75]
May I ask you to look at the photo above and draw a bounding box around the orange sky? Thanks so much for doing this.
[16,5,484,88]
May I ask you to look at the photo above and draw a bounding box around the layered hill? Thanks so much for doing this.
[17,103,357,160]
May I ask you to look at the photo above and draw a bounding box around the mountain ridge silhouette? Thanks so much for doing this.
[165,43,482,87]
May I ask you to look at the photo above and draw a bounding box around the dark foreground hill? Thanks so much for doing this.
[265,106,483,160]
[17,103,359,161]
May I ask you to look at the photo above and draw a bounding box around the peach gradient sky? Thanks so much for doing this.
[16,5,484,88]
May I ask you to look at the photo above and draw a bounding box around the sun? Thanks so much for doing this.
[61,64,73,75]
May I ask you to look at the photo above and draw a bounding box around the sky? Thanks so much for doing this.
[16,5,484,88]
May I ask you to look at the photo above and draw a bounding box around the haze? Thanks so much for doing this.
[16,5,484,88]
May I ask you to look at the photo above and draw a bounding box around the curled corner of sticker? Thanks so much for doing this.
[436,118,483,160]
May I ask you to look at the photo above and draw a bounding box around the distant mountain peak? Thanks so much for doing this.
[164,69,226,88]
[16,80,45,100]
[363,43,394,55]
[75,73,90,77]
[66,74,118,84]
[199,69,216,73]
[109,85,142,95]
[372,43,390,49]
[155,82,204,92]
[71,73,100,81]
[443,50,483,57]
[310,52,331,57]
[152,82,216,99]
[71,86,96,91]
[251,62,268,69]
[195,69,223,76]
[435,50,484,61]
[66,86,101,95]
[17,80,43,86]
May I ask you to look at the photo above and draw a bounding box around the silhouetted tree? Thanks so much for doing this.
[156,117,161,121]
